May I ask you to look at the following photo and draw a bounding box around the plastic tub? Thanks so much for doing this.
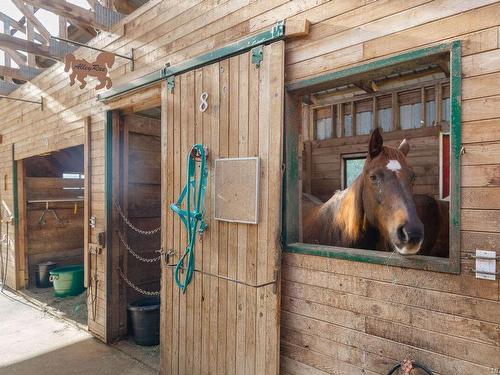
[49,265,85,297]
[127,297,160,346]
[35,261,58,288]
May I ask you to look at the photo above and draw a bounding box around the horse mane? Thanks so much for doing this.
[332,176,365,245]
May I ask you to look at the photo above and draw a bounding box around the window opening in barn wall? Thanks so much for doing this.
[286,42,461,273]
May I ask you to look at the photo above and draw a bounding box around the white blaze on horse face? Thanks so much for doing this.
[386,160,402,173]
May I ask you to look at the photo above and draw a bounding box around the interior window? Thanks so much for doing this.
[343,156,366,188]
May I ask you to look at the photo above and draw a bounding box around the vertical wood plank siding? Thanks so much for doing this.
[161,42,284,375]
[0,0,498,373]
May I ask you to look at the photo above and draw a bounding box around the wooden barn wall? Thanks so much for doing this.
[307,127,440,202]
[0,0,496,371]
[24,177,84,286]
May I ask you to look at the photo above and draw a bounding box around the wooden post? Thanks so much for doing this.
[435,82,442,123]
[83,117,91,288]
[109,110,121,342]
[421,86,426,127]
[120,114,128,337]
[337,103,344,138]
[58,1,68,39]
[309,106,315,141]
[391,92,399,130]
[351,101,356,135]
[330,105,336,138]
[3,20,12,83]
[15,160,27,289]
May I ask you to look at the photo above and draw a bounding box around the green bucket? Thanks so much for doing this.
[49,265,85,297]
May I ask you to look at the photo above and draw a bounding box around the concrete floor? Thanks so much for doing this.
[0,289,158,375]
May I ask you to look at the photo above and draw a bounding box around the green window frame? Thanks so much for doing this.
[283,41,461,274]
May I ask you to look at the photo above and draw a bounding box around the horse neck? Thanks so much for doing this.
[319,180,365,246]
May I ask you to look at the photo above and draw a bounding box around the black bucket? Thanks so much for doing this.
[127,297,160,346]
[35,261,58,288]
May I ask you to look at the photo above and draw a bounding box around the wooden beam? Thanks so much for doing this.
[0,33,60,60]
[2,18,12,83]
[353,80,379,93]
[353,81,374,93]
[11,0,51,42]
[437,57,450,77]
[0,47,27,66]
[23,0,107,30]
[285,18,310,38]
[0,66,29,81]
[0,12,25,33]
[0,13,46,44]
[25,4,36,67]
[0,80,21,95]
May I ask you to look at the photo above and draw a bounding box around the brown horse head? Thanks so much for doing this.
[359,128,424,255]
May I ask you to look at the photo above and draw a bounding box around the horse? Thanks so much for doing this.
[64,52,115,90]
[302,128,425,255]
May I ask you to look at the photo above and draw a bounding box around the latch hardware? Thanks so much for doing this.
[251,45,264,68]
[167,76,175,92]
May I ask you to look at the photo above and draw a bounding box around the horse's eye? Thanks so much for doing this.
[369,174,378,182]
[410,174,416,183]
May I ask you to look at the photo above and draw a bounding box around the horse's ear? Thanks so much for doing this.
[368,127,383,158]
[398,138,410,156]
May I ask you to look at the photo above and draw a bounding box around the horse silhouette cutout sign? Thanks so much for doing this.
[64,52,115,90]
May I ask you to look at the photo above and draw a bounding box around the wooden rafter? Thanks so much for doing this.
[11,0,51,42]
[0,80,20,95]
[353,80,378,93]
[0,33,60,60]
[0,46,27,66]
[437,58,450,77]
[0,13,45,43]
[25,4,36,66]
[23,0,107,30]
[0,65,30,81]
[0,12,25,33]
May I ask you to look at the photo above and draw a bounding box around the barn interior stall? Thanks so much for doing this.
[299,51,451,258]
[17,145,87,325]
[108,107,162,355]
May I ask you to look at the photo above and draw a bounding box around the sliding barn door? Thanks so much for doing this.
[161,41,284,375]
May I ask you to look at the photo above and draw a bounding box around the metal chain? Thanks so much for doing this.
[117,230,161,263]
[114,201,160,236]
[118,267,160,296]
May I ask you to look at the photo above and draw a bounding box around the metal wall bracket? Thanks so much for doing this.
[129,48,135,71]
[167,76,175,93]
[89,243,103,255]
[251,45,264,67]
[271,20,285,38]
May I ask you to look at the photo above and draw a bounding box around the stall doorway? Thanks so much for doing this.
[19,145,87,326]
[108,107,161,368]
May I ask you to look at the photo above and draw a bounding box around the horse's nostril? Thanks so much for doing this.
[407,229,424,244]
[397,225,407,243]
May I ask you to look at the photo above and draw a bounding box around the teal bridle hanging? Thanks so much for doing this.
[170,144,208,292]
